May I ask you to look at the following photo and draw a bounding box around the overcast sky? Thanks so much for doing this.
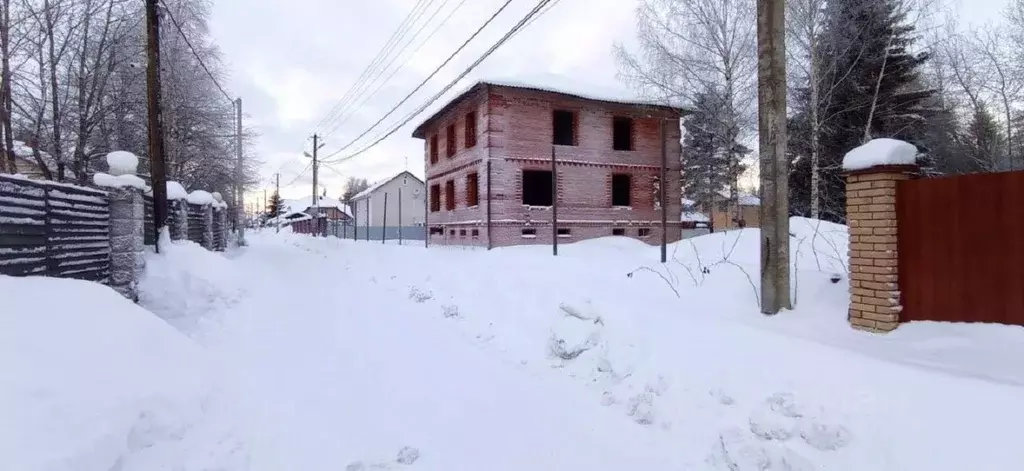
[208,0,1003,202]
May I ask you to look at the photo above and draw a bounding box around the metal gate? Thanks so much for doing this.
[896,170,1024,325]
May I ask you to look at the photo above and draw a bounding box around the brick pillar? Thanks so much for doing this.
[200,204,214,249]
[169,200,188,241]
[108,187,145,301]
[845,164,916,332]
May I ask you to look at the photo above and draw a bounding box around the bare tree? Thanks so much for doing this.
[616,0,757,217]
[0,0,16,172]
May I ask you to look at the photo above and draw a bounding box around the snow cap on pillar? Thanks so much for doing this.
[105,151,139,176]
[842,138,918,171]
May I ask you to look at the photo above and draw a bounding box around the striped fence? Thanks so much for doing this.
[0,175,111,282]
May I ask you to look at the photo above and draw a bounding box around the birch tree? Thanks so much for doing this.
[616,0,756,217]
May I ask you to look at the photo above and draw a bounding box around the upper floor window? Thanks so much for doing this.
[429,184,441,212]
[613,117,633,151]
[465,111,477,148]
[552,110,576,146]
[430,135,439,164]
[446,124,456,158]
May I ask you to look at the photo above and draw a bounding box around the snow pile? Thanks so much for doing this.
[0,275,210,471]
[842,138,918,171]
[93,172,149,190]
[166,181,188,200]
[232,218,1024,470]
[187,190,214,205]
[682,210,709,222]
[105,150,139,176]
[140,238,247,337]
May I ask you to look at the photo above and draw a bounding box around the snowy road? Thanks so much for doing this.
[187,237,688,470]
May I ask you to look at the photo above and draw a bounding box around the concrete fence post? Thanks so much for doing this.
[108,187,146,301]
[169,200,188,241]
[201,203,214,249]
[844,150,918,332]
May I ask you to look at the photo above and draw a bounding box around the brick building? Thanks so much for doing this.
[412,80,689,248]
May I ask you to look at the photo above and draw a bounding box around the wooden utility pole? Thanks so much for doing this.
[310,134,324,237]
[235,98,246,245]
[757,0,791,314]
[145,0,168,252]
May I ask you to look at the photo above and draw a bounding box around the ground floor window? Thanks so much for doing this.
[522,170,553,206]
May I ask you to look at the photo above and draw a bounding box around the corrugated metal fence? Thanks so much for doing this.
[0,175,110,282]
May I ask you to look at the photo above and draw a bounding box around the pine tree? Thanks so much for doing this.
[960,104,1005,172]
[814,0,934,222]
[267,191,285,219]
[681,89,743,216]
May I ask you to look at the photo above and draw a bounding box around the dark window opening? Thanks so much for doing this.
[613,117,633,151]
[466,172,479,207]
[612,228,625,236]
[522,170,553,206]
[557,228,571,237]
[611,174,631,207]
[450,229,456,236]
[465,111,477,148]
[638,228,652,237]
[445,180,456,210]
[521,228,537,237]
[430,135,439,164]
[429,184,441,212]
[446,124,456,157]
[429,226,443,235]
[552,110,576,146]
[471,229,480,237]
[459,229,467,236]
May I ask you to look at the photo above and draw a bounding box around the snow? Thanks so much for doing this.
[93,172,149,191]
[5,217,1024,470]
[105,151,139,176]
[187,190,215,205]
[842,138,918,171]
[165,181,188,200]
[682,210,710,222]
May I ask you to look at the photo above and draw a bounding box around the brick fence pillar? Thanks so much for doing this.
[200,204,214,249]
[108,188,146,301]
[845,164,917,332]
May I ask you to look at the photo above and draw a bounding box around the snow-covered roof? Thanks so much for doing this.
[716,190,760,206]
[411,72,688,139]
[350,171,424,201]
[266,211,312,226]
[842,138,918,171]
[284,195,351,217]
[682,211,710,223]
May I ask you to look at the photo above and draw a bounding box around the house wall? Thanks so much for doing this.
[710,204,761,230]
[419,85,685,248]
[486,87,682,247]
[352,174,426,228]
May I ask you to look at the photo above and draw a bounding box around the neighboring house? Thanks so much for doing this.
[695,191,761,231]
[7,140,52,178]
[412,79,687,248]
[284,195,352,222]
[348,170,426,240]
[267,210,312,228]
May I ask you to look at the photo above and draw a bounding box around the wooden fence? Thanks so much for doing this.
[187,203,205,244]
[897,169,1024,326]
[0,175,110,282]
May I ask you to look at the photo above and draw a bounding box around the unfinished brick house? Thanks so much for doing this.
[412,80,687,248]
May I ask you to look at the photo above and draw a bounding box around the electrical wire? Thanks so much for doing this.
[280,161,314,187]
[319,0,518,161]
[158,0,234,104]
[312,0,436,132]
[317,0,469,139]
[320,0,558,165]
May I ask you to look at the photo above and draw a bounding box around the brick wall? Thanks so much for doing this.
[419,84,684,249]
[845,166,914,332]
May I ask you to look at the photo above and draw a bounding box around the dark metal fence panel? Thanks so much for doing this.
[187,203,204,244]
[143,194,155,245]
[0,176,48,276]
[212,211,225,251]
[45,183,111,283]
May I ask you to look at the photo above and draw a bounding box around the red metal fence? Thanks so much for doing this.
[897,170,1024,325]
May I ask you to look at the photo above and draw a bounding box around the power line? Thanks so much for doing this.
[321,0,558,165]
[320,0,518,161]
[281,161,314,187]
[318,0,469,140]
[158,0,233,104]
[313,0,436,132]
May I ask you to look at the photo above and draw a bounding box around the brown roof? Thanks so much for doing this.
[411,80,689,139]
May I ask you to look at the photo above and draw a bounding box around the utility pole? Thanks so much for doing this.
[757,0,791,314]
[310,134,324,236]
[145,0,168,252]
[275,173,281,234]
[235,98,246,246]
